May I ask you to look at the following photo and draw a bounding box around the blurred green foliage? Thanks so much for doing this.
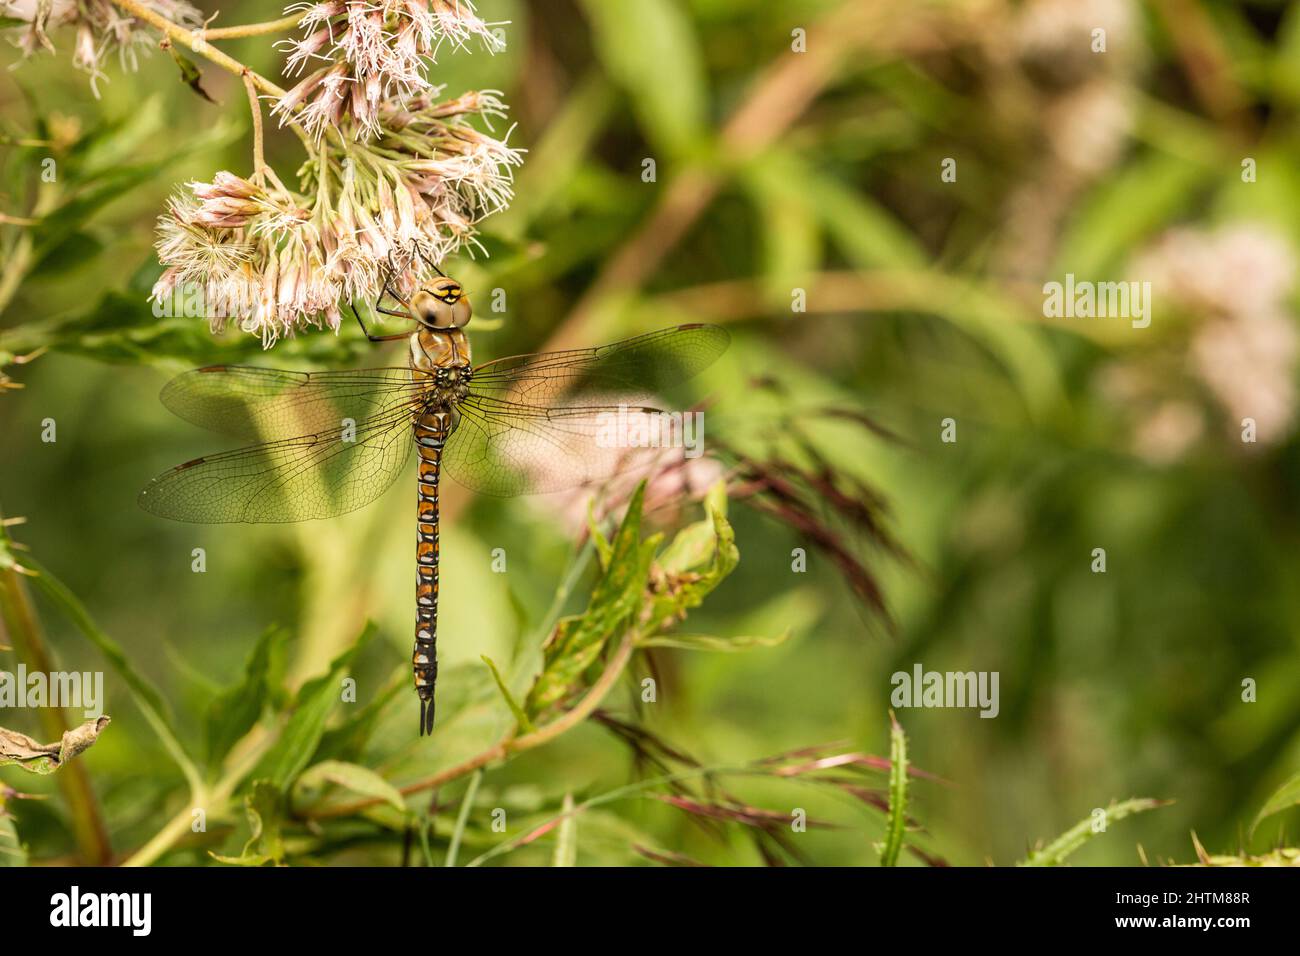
[3,0,1300,866]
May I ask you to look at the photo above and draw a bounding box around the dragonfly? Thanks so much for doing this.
[139,267,729,736]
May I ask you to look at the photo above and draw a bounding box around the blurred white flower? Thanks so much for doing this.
[1131,223,1300,446]
[1047,81,1132,178]
[1132,401,1204,465]
[1135,223,1297,321]
[1191,312,1298,445]
[1015,0,1136,83]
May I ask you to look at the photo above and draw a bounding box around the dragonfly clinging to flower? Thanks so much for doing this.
[139,258,729,735]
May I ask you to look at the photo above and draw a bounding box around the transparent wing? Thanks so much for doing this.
[444,325,728,496]
[139,397,417,523]
[468,324,730,406]
[159,365,422,441]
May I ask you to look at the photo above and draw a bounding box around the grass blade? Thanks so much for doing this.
[445,769,484,867]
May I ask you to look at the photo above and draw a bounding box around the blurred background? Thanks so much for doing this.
[3,0,1300,866]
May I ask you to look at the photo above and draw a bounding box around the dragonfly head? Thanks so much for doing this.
[411,276,472,330]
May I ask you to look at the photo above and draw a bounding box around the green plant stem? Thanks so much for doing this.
[121,727,273,867]
[0,509,113,865]
[243,72,268,182]
[306,630,640,820]
[201,13,307,40]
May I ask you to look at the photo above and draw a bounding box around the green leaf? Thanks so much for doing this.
[205,626,285,768]
[24,557,201,796]
[780,151,928,270]
[315,671,405,763]
[879,712,907,867]
[1053,152,1210,276]
[248,623,376,790]
[526,484,655,716]
[165,43,216,103]
[553,792,578,867]
[747,166,823,304]
[0,792,27,867]
[647,487,738,631]
[481,655,535,733]
[578,0,708,159]
[586,497,613,571]
[1019,798,1170,866]
[656,479,727,573]
[1278,4,1300,104]
[1252,771,1300,835]
[293,760,405,814]
[30,231,105,277]
[211,780,285,867]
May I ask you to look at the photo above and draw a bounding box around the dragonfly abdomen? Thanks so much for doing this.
[413,410,450,737]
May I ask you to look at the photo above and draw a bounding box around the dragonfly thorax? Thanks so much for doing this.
[410,327,472,376]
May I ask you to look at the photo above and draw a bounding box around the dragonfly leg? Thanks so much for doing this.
[412,243,447,279]
[350,301,408,343]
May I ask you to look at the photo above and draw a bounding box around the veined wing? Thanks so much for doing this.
[468,324,730,406]
[139,396,418,523]
[444,325,729,496]
[159,365,423,441]
[446,395,671,496]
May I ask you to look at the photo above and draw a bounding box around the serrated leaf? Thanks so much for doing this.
[647,491,738,630]
[657,480,727,573]
[527,483,654,716]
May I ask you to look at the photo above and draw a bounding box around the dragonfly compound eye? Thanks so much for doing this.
[411,290,455,329]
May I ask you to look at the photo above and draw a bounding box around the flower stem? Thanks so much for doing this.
[105,0,289,100]
[242,71,267,183]
[200,13,307,40]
